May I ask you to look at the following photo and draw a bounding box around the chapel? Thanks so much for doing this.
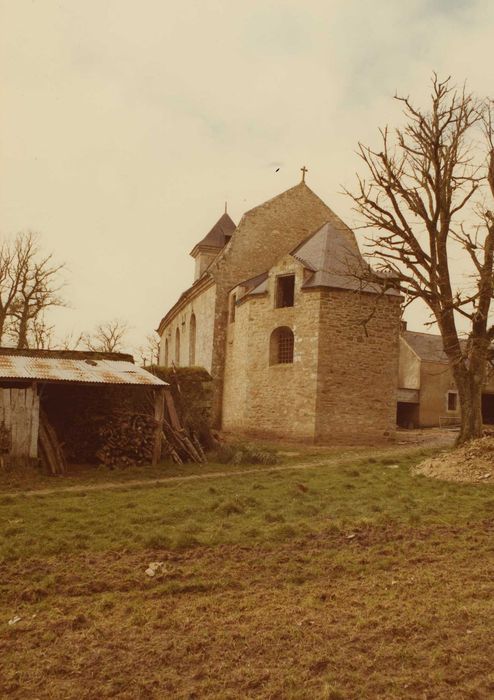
[157,172,402,442]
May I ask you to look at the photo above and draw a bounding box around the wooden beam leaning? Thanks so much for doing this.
[152,387,165,466]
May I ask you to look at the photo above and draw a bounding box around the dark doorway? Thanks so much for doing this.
[396,402,419,429]
[482,393,494,424]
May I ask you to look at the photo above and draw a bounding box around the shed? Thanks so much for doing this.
[0,348,167,470]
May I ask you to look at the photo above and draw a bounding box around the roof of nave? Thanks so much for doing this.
[189,212,236,258]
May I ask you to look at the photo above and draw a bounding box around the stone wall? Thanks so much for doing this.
[159,283,216,373]
[223,255,401,442]
[210,182,340,425]
[314,290,401,443]
[222,256,320,439]
[194,250,218,281]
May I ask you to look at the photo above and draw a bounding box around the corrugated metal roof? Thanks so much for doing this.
[0,355,166,386]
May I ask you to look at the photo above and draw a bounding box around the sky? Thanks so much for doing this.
[0,0,493,352]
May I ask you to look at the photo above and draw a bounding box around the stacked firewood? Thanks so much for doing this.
[94,411,206,467]
[96,413,156,467]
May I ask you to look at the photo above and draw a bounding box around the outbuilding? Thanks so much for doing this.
[0,348,167,471]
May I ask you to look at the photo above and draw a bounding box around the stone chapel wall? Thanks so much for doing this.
[210,183,337,425]
[159,283,217,372]
[222,256,321,439]
[315,289,401,442]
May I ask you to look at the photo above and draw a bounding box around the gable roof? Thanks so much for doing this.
[190,212,236,257]
[208,181,349,281]
[293,221,400,295]
[402,331,449,363]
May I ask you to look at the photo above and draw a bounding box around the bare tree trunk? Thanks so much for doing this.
[454,367,484,445]
[16,312,29,349]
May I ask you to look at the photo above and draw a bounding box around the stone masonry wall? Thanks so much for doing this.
[211,182,341,425]
[315,290,401,442]
[222,256,321,440]
[159,283,216,372]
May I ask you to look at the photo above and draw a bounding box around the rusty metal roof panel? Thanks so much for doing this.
[0,355,166,386]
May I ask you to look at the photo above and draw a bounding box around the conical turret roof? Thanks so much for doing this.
[190,212,236,258]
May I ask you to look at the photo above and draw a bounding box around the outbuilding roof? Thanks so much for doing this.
[401,331,450,363]
[0,349,166,386]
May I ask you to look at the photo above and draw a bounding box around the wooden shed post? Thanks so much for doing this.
[152,388,165,466]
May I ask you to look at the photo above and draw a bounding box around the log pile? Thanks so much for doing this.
[93,411,207,467]
[96,413,156,467]
[38,388,207,469]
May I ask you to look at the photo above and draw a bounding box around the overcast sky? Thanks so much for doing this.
[1,0,493,351]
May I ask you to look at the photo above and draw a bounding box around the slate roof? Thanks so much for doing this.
[237,272,269,297]
[189,212,236,257]
[402,331,449,363]
[293,222,400,295]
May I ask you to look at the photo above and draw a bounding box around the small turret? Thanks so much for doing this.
[190,210,236,280]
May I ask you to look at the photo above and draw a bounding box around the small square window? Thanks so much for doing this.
[275,275,295,308]
[447,391,458,411]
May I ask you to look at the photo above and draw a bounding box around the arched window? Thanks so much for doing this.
[269,326,294,365]
[164,338,169,367]
[175,328,180,366]
[189,314,196,365]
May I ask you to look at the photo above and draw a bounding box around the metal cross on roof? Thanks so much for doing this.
[301,165,308,182]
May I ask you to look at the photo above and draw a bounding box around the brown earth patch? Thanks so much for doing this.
[2,521,494,699]
[413,436,494,483]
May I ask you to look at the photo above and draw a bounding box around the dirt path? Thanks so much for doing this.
[3,439,453,498]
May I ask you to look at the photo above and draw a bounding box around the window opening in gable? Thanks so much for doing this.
[275,275,295,308]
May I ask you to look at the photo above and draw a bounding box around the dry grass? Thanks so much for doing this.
[1,443,493,698]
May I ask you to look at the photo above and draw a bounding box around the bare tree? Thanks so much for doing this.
[84,319,129,353]
[57,331,85,351]
[346,75,494,445]
[0,233,65,348]
[136,332,160,366]
[29,315,55,350]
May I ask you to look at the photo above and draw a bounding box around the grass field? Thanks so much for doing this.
[1,442,494,698]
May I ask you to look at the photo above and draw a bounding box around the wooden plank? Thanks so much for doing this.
[164,389,182,431]
[10,390,19,456]
[152,389,165,466]
[29,390,40,459]
[4,389,11,430]
[39,422,58,474]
